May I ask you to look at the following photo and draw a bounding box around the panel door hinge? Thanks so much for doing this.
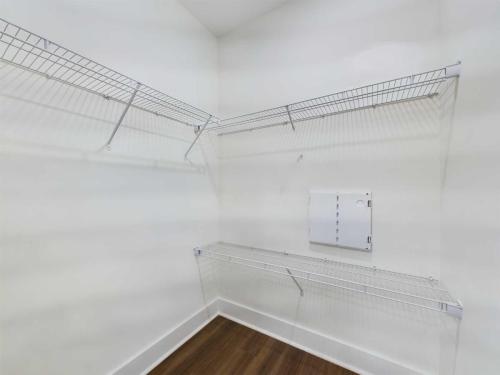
[367,236,372,244]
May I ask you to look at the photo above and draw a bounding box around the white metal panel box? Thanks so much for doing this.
[308,191,338,246]
[309,191,372,251]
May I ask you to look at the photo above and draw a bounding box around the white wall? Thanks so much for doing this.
[0,1,219,374]
[1,0,499,374]
[215,0,461,373]
[216,0,500,374]
[218,0,447,282]
[218,0,446,117]
[440,1,500,374]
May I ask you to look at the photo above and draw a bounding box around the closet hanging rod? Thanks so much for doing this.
[210,62,461,136]
[0,18,216,127]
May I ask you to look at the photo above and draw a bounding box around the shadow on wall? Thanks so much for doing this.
[0,62,208,171]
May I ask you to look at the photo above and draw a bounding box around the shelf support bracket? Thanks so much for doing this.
[285,105,296,131]
[104,82,141,148]
[446,301,463,319]
[286,268,304,296]
[193,247,202,257]
[184,115,213,160]
[445,61,461,78]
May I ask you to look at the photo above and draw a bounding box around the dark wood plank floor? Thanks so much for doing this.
[149,316,357,375]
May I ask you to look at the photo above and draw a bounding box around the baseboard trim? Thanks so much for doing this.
[217,298,422,375]
[110,299,219,375]
[111,298,422,375]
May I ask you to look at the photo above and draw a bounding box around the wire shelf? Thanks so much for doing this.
[0,17,460,157]
[194,242,463,318]
[209,64,460,136]
[0,18,215,127]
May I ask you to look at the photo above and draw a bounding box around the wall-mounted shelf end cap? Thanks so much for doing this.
[445,61,461,78]
[446,300,464,319]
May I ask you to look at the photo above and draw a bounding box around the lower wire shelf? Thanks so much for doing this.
[194,242,463,319]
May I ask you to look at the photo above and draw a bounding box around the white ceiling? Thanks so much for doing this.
[180,0,290,37]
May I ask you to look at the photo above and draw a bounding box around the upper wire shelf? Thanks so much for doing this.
[209,63,460,136]
[0,18,215,128]
[195,242,463,318]
[0,17,460,156]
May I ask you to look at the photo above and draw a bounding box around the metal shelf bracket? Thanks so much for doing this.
[193,247,202,257]
[286,268,304,296]
[446,301,463,319]
[184,115,213,160]
[194,243,463,318]
[445,61,462,78]
[104,82,141,149]
[0,18,215,128]
[285,105,296,131]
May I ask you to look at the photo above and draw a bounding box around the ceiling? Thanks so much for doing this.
[179,0,291,37]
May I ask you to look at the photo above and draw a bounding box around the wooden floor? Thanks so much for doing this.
[149,316,357,375]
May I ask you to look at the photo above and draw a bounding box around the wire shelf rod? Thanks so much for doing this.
[290,66,448,107]
[215,93,439,136]
[197,250,461,316]
[197,248,459,308]
[0,18,460,150]
[1,52,210,127]
[224,79,437,124]
[217,242,443,284]
[0,56,193,125]
[212,79,445,131]
[0,17,214,127]
[218,246,449,294]
[208,63,458,136]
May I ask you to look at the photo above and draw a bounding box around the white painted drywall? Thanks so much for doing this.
[218,0,446,280]
[180,0,291,36]
[218,0,446,117]
[0,1,219,374]
[215,0,462,373]
[1,0,499,374]
[440,1,500,374]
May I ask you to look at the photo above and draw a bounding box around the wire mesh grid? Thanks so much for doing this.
[195,254,221,304]
[0,61,206,168]
[209,66,458,136]
[0,16,460,168]
[213,255,302,321]
[295,276,452,374]
[195,244,461,374]
[0,18,214,127]
[0,61,121,151]
[196,242,462,316]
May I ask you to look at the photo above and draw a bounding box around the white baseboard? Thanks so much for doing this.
[217,298,422,375]
[111,299,219,375]
[111,298,421,375]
